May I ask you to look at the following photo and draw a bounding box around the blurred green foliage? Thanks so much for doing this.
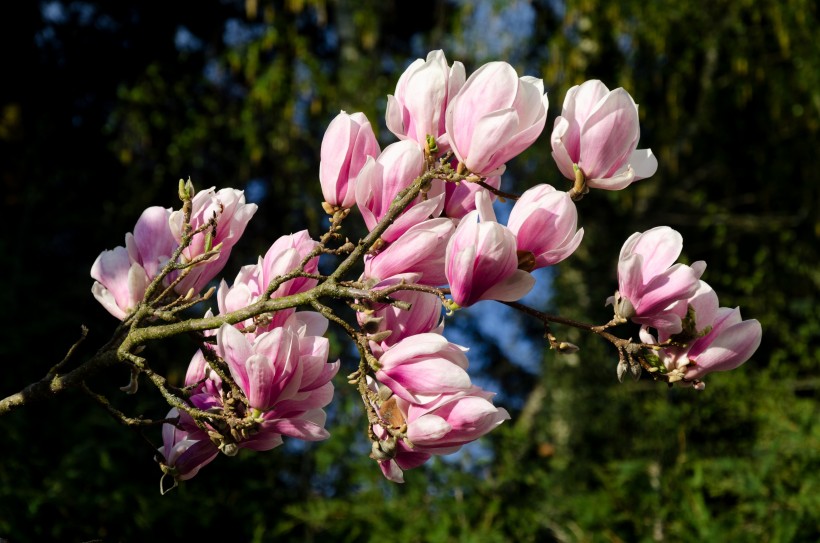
[0,0,817,541]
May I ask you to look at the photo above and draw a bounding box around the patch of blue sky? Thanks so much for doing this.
[41,1,67,24]
[174,25,203,53]
[222,18,266,48]
[446,0,536,65]
[244,178,268,204]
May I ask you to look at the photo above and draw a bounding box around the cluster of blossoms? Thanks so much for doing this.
[90,50,761,489]
[609,226,762,389]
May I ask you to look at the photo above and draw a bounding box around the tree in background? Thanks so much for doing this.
[0,1,817,541]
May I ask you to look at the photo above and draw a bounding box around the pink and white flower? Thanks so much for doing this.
[320,111,381,209]
[445,192,535,307]
[386,49,465,152]
[446,61,548,176]
[641,306,762,389]
[355,140,444,242]
[609,226,701,334]
[375,333,471,404]
[364,218,455,287]
[551,80,657,190]
[507,184,584,270]
[169,187,257,296]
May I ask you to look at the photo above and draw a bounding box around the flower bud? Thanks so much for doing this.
[320,111,380,209]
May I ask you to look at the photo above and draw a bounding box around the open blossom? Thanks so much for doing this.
[210,314,339,451]
[375,333,471,404]
[551,79,657,190]
[91,206,176,320]
[386,49,465,152]
[373,385,510,483]
[446,61,548,176]
[157,404,220,485]
[507,184,584,271]
[217,231,320,334]
[169,187,257,296]
[445,192,535,307]
[609,226,701,334]
[320,111,381,209]
[641,307,762,389]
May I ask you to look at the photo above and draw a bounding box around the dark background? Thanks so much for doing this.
[1,1,817,541]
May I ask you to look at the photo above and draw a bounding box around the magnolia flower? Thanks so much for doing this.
[169,187,257,296]
[641,307,762,389]
[217,231,319,334]
[609,226,701,334]
[386,49,465,152]
[445,192,535,307]
[373,385,510,483]
[91,206,176,320]
[375,333,472,404]
[446,61,548,176]
[354,140,444,242]
[91,246,150,320]
[320,111,381,209]
[211,317,339,450]
[551,79,657,190]
[157,397,221,485]
[507,184,584,270]
[364,218,455,287]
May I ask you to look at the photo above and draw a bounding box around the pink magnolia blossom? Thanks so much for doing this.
[91,206,176,319]
[213,316,339,451]
[551,80,657,190]
[91,246,150,319]
[445,61,548,176]
[217,231,319,333]
[655,276,719,342]
[320,111,381,209]
[157,398,221,485]
[169,187,257,296]
[507,184,584,270]
[373,385,510,483]
[385,49,465,152]
[609,226,701,334]
[641,307,762,389]
[375,333,471,404]
[126,206,176,279]
[364,217,455,286]
[354,140,445,242]
[445,192,535,307]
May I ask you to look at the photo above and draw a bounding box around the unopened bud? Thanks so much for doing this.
[630,362,642,381]
[616,360,628,382]
[368,330,393,343]
[612,291,636,320]
[425,134,438,156]
[556,342,580,354]
[321,201,336,215]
